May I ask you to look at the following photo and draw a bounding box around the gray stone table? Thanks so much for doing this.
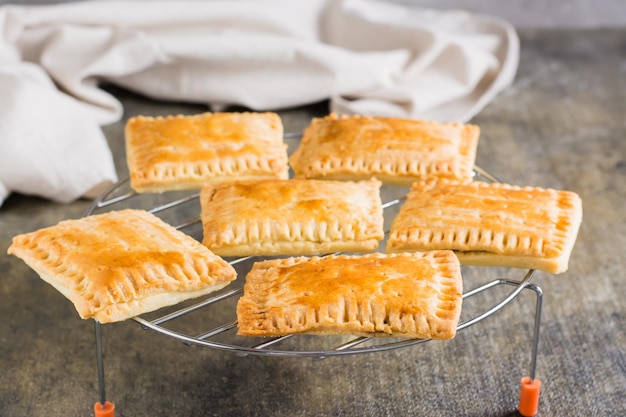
[1,29,624,417]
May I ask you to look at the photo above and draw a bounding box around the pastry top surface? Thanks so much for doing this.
[8,209,237,322]
[237,251,463,339]
[289,113,479,184]
[125,112,289,192]
[200,178,384,254]
[388,180,583,261]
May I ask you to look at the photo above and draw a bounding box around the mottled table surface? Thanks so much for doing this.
[1,29,624,417]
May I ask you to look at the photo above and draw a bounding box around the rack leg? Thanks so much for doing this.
[94,321,115,417]
[518,284,543,417]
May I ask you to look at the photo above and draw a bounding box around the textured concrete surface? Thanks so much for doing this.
[393,0,626,29]
[2,0,626,28]
[1,29,625,417]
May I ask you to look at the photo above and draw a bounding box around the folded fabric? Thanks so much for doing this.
[0,0,519,207]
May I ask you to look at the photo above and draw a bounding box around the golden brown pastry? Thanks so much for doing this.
[125,112,289,193]
[289,113,479,185]
[387,180,583,274]
[7,209,237,323]
[237,251,463,340]
[200,178,384,256]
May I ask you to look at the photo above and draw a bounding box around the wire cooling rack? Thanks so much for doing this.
[87,166,544,417]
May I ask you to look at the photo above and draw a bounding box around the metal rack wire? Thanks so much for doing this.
[87,166,544,417]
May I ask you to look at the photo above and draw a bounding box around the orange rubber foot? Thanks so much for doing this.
[518,376,541,417]
[94,401,115,417]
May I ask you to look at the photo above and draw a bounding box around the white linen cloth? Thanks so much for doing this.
[0,0,519,207]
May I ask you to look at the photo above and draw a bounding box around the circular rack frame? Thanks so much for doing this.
[87,165,544,417]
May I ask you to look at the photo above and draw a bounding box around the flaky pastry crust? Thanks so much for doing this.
[200,178,384,256]
[289,113,479,185]
[125,112,289,193]
[8,209,237,323]
[387,180,583,274]
[237,251,463,339]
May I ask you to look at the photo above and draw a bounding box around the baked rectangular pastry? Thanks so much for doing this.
[236,251,463,340]
[125,112,289,193]
[200,178,384,256]
[288,113,479,185]
[7,209,237,323]
[387,180,583,274]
